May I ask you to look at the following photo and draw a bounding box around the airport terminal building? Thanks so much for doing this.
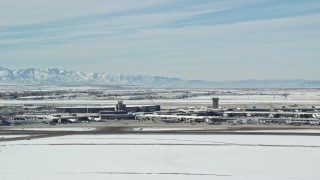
[55,101,160,114]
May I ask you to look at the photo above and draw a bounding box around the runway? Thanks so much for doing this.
[2,121,320,142]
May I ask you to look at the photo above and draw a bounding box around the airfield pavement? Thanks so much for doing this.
[1,120,320,142]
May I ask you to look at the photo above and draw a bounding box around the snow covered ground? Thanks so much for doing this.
[7,127,96,131]
[238,129,320,133]
[0,88,319,108]
[1,134,320,180]
[0,135,30,139]
[132,127,209,131]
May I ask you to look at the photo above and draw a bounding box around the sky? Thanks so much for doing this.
[0,0,319,81]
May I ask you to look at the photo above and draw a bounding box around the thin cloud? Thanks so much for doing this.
[0,0,319,80]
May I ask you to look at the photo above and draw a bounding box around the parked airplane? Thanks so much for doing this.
[0,116,10,126]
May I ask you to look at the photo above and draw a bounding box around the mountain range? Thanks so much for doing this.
[0,66,319,88]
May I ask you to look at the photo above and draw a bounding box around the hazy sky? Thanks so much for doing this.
[0,0,319,80]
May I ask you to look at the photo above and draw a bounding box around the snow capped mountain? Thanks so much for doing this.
[0,67,186,86]
[0,66,319,87]
[0,66,14,81]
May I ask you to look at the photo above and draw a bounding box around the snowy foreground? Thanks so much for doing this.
[1,134,320,180]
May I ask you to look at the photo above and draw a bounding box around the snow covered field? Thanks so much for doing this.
[7,127,96,131]
[238,129,320,133]
[1,134,320,180]
[0,88,319,108]
[0,135,30,139]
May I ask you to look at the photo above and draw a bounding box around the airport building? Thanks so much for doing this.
[116,101,126,111]
[56,101,161,114]
[56,106,114,113]
[100,111,135,120]
[212,98,219,109]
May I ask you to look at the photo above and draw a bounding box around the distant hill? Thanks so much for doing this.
[0,66,319,88]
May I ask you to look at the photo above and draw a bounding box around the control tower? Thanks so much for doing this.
[212,98,219,109]
[116,101,127,111]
